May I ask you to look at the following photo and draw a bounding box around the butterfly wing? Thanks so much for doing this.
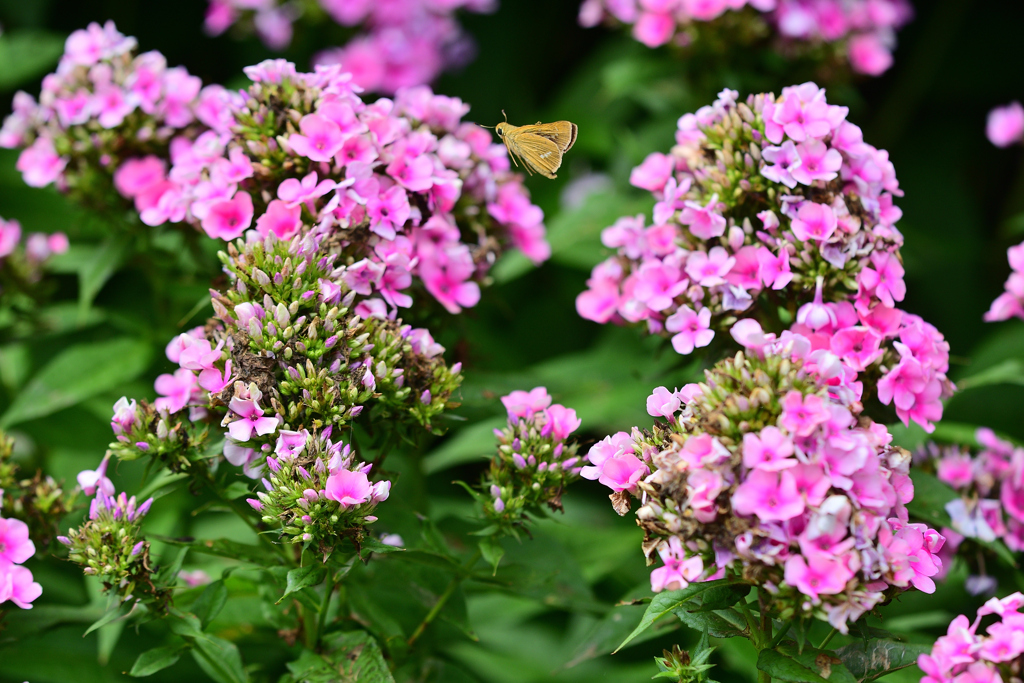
[507,132,563,179]
[517,121,577,153]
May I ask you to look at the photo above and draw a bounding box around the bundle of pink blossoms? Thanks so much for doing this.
[0,515,42,609]
[583,341,944,633]
[0,216,68,289]
[477,387,583,530]
[578,0,912,76]
[918,592,1024,683]
[0,22,230,212]
[205,0,495,93]
[917,429,1024,558]
[577,84,952,430]
[127,59,546,315]
[985,241,1024,322]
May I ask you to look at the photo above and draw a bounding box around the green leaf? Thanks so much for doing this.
[614,579,748,652]
[154,546,189,585]
[153,535,287,565]
[689,583,750,612]
[834,639,933,682]
[478,536,505,575]
[675,606,748,639]
[77,234,130,315]
[0,337,151,427]
[222,481,252,500]
[320,631,397,683]
[191,634,249,683]
[757,642,856,683]
[82,600,131,637]
[0,30,65,91]
[279,564,326,602]
[130,645,185,677]
[192,580,228,630]
[357,536,406,559]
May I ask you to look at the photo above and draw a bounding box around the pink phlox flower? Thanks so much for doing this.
[632,258,688,312]
[543,404,581,440]
[154,368,200,413]
[0,516,36,565]
[757,245,794,290]
[783,553,853,601]
[289,113,345,161]
[665,305,714,355]
[680,433,730,469]
[798,495,853,557]
[877,347,927,411]
[679,193,726,240]
[501,387,552,420]
[790,139,842,185]
[178,337,225,372]
[630,152,674,192]
[92,83,136,129]
[653,176,692,225]
[114,156,166,199]
[576,259,623,323]
[650,537,704,592]
[255,200,303,240]
[848,33,894,76]
[198,360,233,393]
[277,171,337,209]
[685,247,734,287]
[110,396,139,442]
[829,326,884,371]
[342,258,385,296]
[324,469,373,508]
[732,468,805,522]
[631,10,675,47]
[201,192,254,240]
[275,429,310,458]
[858,251,906,308]
[790,200,837,242]
[764,82,845,144]
[601,214,648,259]
[987,101,1024,148]
[226,394,279,442]
[211,147,254,188]
[742,426,796,471]
[779,390,830,436]
[77,454,115,497]
[646,386,681,419]
[880,520,942,592]
[16,138,67,188]
[726,246,762,290]
[0,563,43,609]
[366,184,411,240]
[796,276,837,331]
[761,140,801,188]
[687,468,726,523]
[591,453,648,493]
[386,141,436,192]
[419,247,480,313]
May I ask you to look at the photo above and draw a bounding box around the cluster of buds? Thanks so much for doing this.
[476,387,583,531]
[577,84,952,430]
[126,58,546,316]
[915,429,1024,594]
[205,0,495,94]
[985,240,1024,322]
[58,487,165,609]
[0,429,76,553]
[584,343,945,634]
[0,22,228,213]
[248,427,390,552]
[578,0,912,76]
[108,226,462,478]
[0,216,69,309]
[918,592,1024,683]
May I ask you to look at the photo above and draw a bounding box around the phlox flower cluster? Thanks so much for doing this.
[584,346,944,633]
[0,22,226,211]
[131,58,546,316]
[984,240,1024,323]
[247,427,390,551]
[918,592,1024,683]
[0,514,41,610]
[477,387,583,530]
[0,216,68,290]
[578,0,911,75]
[205,0,495,94]
[915,430,1024,589]
[577,84,952,431]
[986,102,1024,148]
[58,482,164,608]
[107,227,462,479]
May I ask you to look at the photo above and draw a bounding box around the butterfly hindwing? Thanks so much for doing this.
[516,121,577,153]
[506,133,563,179]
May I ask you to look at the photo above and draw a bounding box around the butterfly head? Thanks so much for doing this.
[495,122,509,137]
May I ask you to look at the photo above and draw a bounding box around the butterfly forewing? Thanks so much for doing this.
[518,121,577,153]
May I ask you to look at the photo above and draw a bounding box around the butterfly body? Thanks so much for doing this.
[495,117,577,179]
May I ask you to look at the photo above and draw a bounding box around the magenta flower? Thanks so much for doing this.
[685,247,735,287]
[0,516,35,565]
[847,33,894,76]
[0,564,43,609]
[591,453,648,492]
[114,156,166,198]
[277,171,336,208]
[679,195,726,240]
[790,139,842,185]
[761,140,801,188]
[255,200,302,240]
[731,469,805,522]
[783,553,853,601]
[650,537,703,592]
[632,258,688,312]
[366,185,411,240]
[646,386,681,418]
[110,396,139,442]
[790,201,837,242]
[227,395,279,442]
[987,102,1024,148]
[16,138,67,188]
[324,469,372,508]
[880,521,943,592]
[665,305,714,355]
[629,152,673,192]
[829,327,884,371]
[201,192,254,240]
[779,390,830,436]
[632,11,675,47]
[742,427,795,471]
[501,387,552,419]
[288,113,345,162]
[858,251,906,308]
[543,404,582,440]
[77,455,114,497]
[154,368,200,413]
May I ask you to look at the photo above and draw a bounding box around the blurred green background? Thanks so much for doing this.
[1,0,1023,681]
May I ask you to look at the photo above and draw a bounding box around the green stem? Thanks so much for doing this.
[406,548,481,647]
[737,598,762,646]
[312,572,337,649]
[768,618,794,650]
[818,628,837,650]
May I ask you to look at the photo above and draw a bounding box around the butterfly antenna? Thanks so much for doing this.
[502,109,508,122]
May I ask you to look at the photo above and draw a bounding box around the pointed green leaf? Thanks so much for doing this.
[758,642,857,683]
[834,639,933,682]
[279,564,326,602]
[130,645,185,677]
[192,580,228,630]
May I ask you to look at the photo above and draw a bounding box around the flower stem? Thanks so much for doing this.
[311,572,337,650]
[818,628,837,650]
[406,548,481,647]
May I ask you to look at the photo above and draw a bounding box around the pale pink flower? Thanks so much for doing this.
[324,469,372,508]
[501,387,552,419]
[0,517,35,565]
[665,305,714,355]
[987,102,1024,147]
[650,537,704,592]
